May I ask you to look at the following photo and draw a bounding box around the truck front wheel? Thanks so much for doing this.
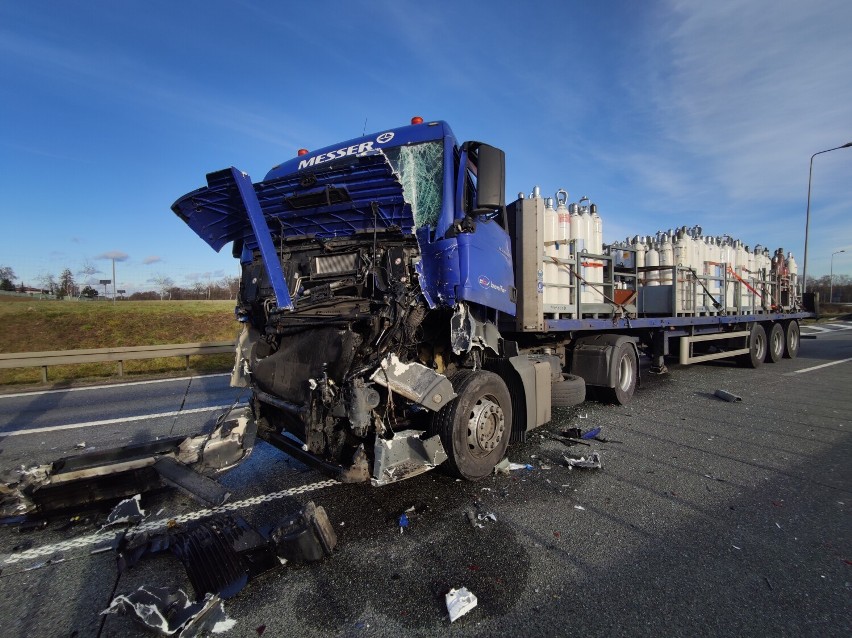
[431,370,512,481]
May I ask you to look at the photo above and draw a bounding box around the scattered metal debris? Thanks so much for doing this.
[445,586,478,623]
[371,429,448,486]
[564,452,602,470]
[105,494,146,527]
[0,407,255,519]
[118,501,337,603]
[102,586,235,637]
[714,389,742,402]
[24,554,66,571]
[75,442,86,450]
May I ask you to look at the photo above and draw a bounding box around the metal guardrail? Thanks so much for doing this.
[0,342,235,382]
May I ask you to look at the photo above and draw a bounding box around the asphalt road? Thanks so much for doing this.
[0,322,849,637]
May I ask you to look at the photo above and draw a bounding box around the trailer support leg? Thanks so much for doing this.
[649,331,668,374]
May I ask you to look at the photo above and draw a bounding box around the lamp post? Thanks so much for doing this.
[803,142,852,292]
[830,249,846,303]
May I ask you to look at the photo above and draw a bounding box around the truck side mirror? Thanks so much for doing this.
[473,143,505,213]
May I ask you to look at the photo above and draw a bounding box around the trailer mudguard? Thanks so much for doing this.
[570,334,640,389]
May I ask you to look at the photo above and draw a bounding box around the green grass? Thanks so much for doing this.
[0,300,240,386]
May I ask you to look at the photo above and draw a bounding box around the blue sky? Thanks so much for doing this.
[1,0,850,293]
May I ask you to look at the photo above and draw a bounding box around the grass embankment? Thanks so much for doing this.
[0,300,240,386]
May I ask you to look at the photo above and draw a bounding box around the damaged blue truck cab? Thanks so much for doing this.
[171,117,814,489]
[172,120,527,485]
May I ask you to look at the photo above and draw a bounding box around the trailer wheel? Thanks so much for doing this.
[766,323,784,363]
[431,370,512,481]
[783,320,800,359]
[551,374,586,407]
[736,323,766,368]
[601,342,638,405]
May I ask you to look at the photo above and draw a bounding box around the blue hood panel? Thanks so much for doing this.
[172,153,413,252]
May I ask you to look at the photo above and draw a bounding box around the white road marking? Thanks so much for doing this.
[0,403,246,437]
[784,357,852,375]
[0,373,230,400]
[1,479,341,566]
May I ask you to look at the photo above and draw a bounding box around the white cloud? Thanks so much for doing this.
[96,250,129,261]
[142,256,162,265]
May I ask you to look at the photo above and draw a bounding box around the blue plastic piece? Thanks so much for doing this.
[399,513,409,528]
[581,427,601,440]
[228,168,292,310]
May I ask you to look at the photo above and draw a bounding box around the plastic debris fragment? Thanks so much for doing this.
[563,452,602,470]
[102,586,236,637]
[445,586,478,623]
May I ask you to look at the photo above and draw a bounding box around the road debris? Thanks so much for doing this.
[105,494,146,527]
[102,586,235,637]
[494,458,533,475]
[399,513,409,533]
[714,389,742,402]
[574,505,586,511]
[75,442,86,450]
[118,502,337,601]
[564,452,602,470]
[445,586,477,623]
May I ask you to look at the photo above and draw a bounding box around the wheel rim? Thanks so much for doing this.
[466,396,505,457]
[618,354,634,392]
[789,327,799,351]
[754,333,766,360]
[772,330,783,355]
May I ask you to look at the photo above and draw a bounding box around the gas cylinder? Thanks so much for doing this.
[555,190,571,304]
[659,233,673,285]
[588,203,604,303]
[786,251,798,291]
[543,196,559,305]
[646,239,660,286]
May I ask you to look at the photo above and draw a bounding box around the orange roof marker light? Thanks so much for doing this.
[297,148,309,156]
[410,116,424,125]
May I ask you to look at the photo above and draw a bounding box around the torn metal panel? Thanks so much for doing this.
[153,458,231,507]
[371,429,448,486]
[370,353,455,411]
[105,494,146,527]
[270,501,338,565]
[1,407,256,518]
[102,586,234,637]
[194,407,258,474]
[450,302,501,355]
[230,323,260,388]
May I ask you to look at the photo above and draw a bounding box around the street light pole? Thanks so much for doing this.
[830,249,846,303]
[803,142,852,292]
[112,258,116,305]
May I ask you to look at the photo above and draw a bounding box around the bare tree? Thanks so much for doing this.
[37,272,58,295]
[221,275,240,300]
[151,273,174,300]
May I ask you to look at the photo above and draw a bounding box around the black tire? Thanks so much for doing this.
[551,374,586,407]
[783,320,800,359]
[431,370,512,481]
[600,342,638,405]
[765,323,784,363]
[736,323,766,368]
